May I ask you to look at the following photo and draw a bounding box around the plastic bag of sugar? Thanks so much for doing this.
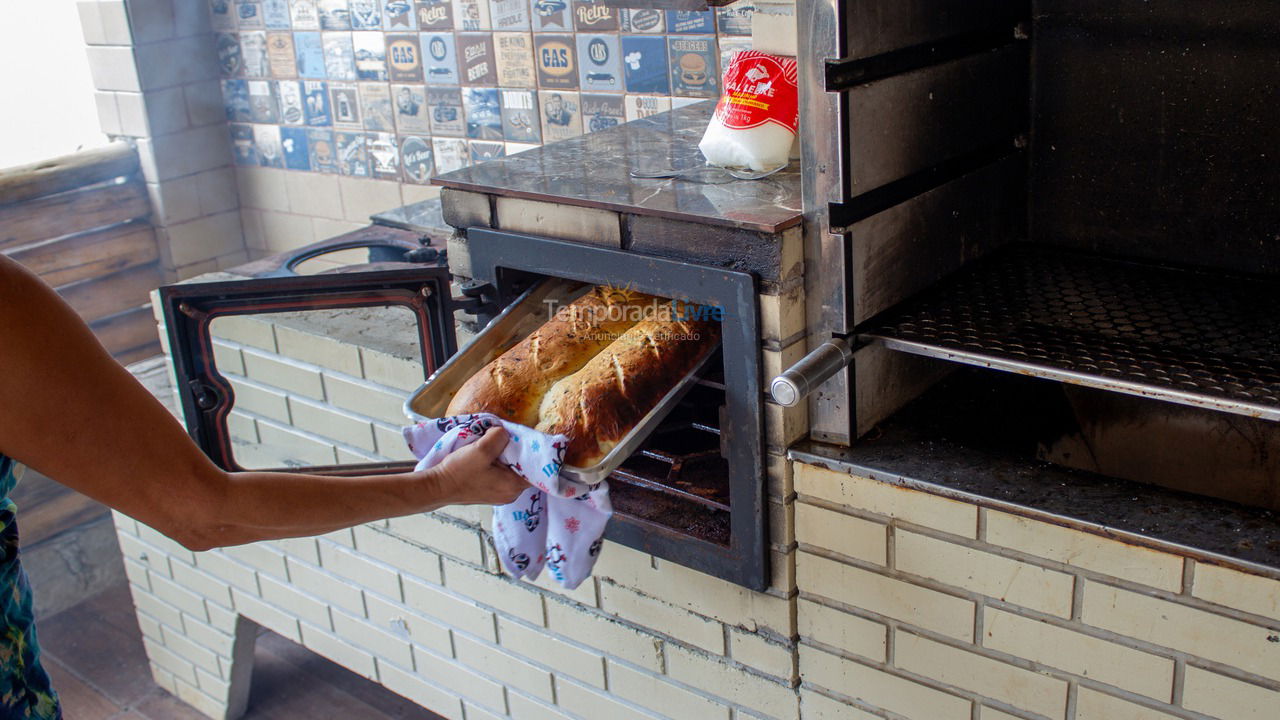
[699,51,799,173]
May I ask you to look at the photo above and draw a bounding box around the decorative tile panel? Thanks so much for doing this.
[213,0,757,183]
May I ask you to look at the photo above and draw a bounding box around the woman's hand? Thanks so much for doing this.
[431,427,528,506]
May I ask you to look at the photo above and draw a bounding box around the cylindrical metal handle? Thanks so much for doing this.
[770,337,855,407]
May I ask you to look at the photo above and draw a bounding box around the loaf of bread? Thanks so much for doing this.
[445,286,657,425]
[535,302,719,467]
[447,288,719,468]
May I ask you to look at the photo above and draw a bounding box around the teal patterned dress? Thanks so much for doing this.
[0,455,60,718]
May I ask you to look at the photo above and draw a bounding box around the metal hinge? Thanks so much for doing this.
[403,245,448,265]
[451,280,498,317]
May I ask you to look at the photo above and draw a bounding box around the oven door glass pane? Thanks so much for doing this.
[158,267,456,475]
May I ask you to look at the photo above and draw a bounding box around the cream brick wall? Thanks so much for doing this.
[494,197,624,248]
[794,463,1280,720]
[131,242,1279,720]
[204,311,422,470]
[81,0,251,280]
[236,167,441,259]
[117,358,1280,720]
[123,301,800,719]
[119,496,806,719]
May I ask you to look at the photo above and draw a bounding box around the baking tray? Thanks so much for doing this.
[404,278,723,483]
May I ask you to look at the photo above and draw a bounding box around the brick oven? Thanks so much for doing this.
[128,103,806,720]
[116,1,1280,719]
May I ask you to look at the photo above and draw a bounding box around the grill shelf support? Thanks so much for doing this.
[860,246,1280,422]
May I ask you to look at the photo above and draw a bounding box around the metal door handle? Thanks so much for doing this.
[770,337,856,407]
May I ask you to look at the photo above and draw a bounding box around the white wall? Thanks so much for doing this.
[0,0,107,168]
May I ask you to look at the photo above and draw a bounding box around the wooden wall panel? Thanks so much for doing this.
[1,143,163,365]
[89,305,162,362]
[9,222,158,288]
[0,143,138,206]
[58,263,165,326]
[0,182,150,251]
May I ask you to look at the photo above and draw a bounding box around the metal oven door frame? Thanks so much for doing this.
[466,228,769,591]
[159,265,457,476]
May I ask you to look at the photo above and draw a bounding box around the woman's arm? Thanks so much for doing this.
[0,255,525,551]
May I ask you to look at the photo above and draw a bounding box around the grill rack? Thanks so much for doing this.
[861,245,1280,422]
[608,365,733,546]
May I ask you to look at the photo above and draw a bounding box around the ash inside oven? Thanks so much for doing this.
[868,366,1280,515]
[835,366,1280,568]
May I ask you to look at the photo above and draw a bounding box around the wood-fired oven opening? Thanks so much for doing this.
[864,367,1280,514]
[483,271,737,548]
[608,348,732,547]
[857,243,1280,510]
[467,227,766,589]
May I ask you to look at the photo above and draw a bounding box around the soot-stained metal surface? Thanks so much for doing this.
[792,368,1280,577]
[1030,0,1280,274]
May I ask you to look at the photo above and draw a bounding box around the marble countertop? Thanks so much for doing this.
[371,196,452,241]
[431,101,803,234]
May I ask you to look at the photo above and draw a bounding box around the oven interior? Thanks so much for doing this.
[832,1,1280,503]
[608,356,733,547]
[464,228,768,590]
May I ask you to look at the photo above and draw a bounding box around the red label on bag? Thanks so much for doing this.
[711,51,799,133]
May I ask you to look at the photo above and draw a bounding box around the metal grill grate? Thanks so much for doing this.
[608,358,731,546]
[862,246,1280,421]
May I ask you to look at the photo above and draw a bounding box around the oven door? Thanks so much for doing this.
[159,264,457,476]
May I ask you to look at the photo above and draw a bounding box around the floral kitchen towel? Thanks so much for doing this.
[403,414,612,589]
